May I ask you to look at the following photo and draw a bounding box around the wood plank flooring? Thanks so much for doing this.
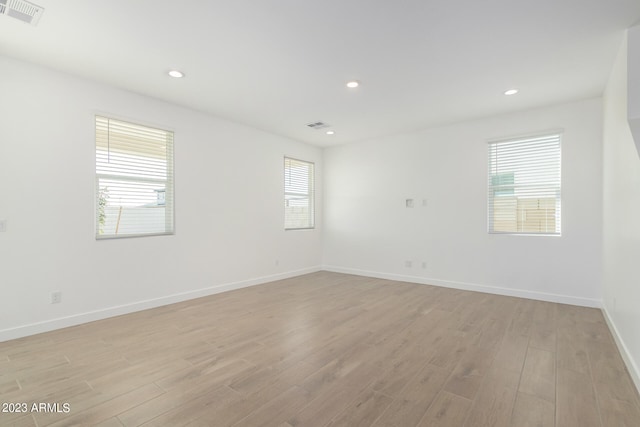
[1,271,639,426]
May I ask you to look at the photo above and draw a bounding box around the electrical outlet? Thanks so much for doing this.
[405,260,412,268]
[405,199,414,208]
[51,291,62,304]
[422,261,428,269]
[0,219,6,232]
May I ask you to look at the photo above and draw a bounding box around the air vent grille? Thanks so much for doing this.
[0,0,44,26]
[306,121,330,130]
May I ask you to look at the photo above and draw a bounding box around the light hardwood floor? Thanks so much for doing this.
[1,272,639,426]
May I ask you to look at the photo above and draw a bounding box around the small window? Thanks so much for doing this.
[488,133,561,235]
[284,157,315,230]
[95,116,174,238]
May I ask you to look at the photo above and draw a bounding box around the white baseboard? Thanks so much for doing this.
[0,265,604,343]
[322,265,602,308]
[602,306,640,395]
[0,266,321,343]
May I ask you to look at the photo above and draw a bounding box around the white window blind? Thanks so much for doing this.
[284,157,315,230]
[488,133,561,235]
[95,116,174,238]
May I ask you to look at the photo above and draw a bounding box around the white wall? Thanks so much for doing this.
[0,56,323,341]
[602,30,640,391]
[628,25,640,152]
[323,98,603,306]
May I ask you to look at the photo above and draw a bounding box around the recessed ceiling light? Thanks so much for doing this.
[168,70,184,78]
[326,130,335,135]
[346,81,360,88]
[504,89,518,96]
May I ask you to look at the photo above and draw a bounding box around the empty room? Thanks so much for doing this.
[1,0,640,426]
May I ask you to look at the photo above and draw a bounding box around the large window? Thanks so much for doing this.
[488,133,561,235]
[284,157,315,230]
[95,116,174,238]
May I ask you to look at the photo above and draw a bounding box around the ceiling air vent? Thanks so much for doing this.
[0,0,44,26]
[306,121,330,130]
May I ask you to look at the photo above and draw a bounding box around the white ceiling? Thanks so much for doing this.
[1,0,639,146]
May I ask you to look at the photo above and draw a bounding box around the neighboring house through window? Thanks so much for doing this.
[488,132,561,235]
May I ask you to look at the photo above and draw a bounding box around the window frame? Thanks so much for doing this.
[487,131,562,236]
[284,156,315,230]
[95,115,175,240]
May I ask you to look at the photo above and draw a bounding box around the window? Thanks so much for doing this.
[95,116,174,238]
[488,132,561,235]
[284,157,315,230]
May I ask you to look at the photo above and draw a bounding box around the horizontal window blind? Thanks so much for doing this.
[284,157,315,230]
[488,133,561,235]
[96,116,174,238]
